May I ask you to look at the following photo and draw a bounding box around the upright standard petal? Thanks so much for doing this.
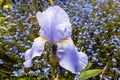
[36,6,72,43]
[57,38,88,74]
[24,37,47,68]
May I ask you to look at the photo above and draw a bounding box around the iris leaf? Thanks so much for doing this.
[79,69,102,80]
[85,62,93,69]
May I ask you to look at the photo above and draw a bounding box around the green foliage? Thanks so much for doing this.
[0,0,12,9]
[79,63,102,80]
[0,0,16,78]
[0,15,16,35]
[85,62,93,69]
[0,16,10,35]
[79,69,102,80]
[0,0,120,80]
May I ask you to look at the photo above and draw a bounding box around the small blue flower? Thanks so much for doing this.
[24,6,88,74]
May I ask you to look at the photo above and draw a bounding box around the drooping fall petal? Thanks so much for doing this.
[57,38,88,74]
[24,37,47,67]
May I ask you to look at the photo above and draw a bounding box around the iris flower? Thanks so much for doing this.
[24,6,88,74]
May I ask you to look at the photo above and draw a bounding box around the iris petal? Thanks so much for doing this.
[24,37,47,68]
[36,6,72,43]
[57,38,88,74]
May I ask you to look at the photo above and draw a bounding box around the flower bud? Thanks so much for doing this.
[49,45,58,65]
[49,52,58,65]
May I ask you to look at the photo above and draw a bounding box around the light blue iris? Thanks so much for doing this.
[23,6,88,74]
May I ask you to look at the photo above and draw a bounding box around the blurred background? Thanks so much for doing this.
[0,0,120,80]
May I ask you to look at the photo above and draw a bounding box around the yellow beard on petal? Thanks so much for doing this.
[34,37,47,42]
[57,39,73,49]
[49,0,54,5]
[60,39,69,44]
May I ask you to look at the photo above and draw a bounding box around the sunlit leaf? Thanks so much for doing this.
[7,23,17,26]
[0,0,3,5]
[85,62,93,69]
[80,48,83,52]
[0,27,8,32]
[5,15,10,20]
[0,17,4,23]
[79,69,102,80]
[7,0,12,3]
[3,4,12,9]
